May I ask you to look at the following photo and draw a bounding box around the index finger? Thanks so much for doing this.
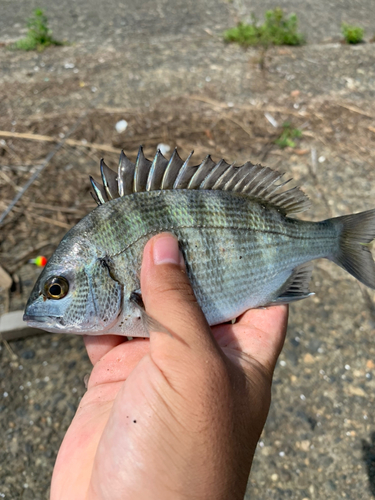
[84,335,126,365]
[213,305,289,375]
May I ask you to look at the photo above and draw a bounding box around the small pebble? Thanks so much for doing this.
[115,119,128,133]
[21,350,35,360]
[157,143,171,156]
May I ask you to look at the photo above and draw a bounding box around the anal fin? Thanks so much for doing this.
[272,262,314,304]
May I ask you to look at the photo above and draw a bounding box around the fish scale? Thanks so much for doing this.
[24,147,375,336]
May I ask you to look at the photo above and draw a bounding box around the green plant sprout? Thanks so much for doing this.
[12,9,62,51]
[274,122,302,149]
[223,8,305,48]
[341,23,364,44]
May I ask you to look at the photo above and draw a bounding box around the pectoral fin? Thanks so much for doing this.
[130,291,172,336]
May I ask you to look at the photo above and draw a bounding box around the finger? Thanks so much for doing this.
[87,339,150,388]
[236,304,288,334]
[140,233,217,353]
[212,305,288,375]
[84,335,127,366]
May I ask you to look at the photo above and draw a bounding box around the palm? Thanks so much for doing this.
[51,305,287,500]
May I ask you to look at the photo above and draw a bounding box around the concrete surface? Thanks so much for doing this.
[1,0,375,46]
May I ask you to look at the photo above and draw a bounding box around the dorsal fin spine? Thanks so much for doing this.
[242,167,269,193]
[244,169,272,195]
[187,155,211,189]
[173,151,193,189]
[200,158,224,189]
[233,168,256,192]
[118,151,125,197]
[161,148,177,189]
[257,171,282,197]
[212,163,236,190]
[90,176,106,205]
[100,159,115,200]
[146,149,164,192]
[133,146,144,193]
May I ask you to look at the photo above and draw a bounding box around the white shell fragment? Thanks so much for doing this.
[115,120,128,134]
[157,143,171,156]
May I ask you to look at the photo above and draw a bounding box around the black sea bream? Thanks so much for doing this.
[24,148,375,336]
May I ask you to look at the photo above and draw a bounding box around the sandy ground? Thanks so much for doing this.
[1,1,375,498]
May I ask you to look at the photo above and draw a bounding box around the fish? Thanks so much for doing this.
[23,146,375,337]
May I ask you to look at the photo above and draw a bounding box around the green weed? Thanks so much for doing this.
[11,9,62,51]
[341,23,364,44]
[274,122,302,149]
[223,8,305,48]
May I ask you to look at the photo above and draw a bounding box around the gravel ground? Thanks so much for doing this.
[1,0,375,499]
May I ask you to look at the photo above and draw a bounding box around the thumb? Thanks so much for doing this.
[140,233,218,354]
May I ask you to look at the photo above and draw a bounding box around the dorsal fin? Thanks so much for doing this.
[90,148,311,215]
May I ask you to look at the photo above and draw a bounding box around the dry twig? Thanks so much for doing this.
[0,110,91,225]
[0,130,120,154]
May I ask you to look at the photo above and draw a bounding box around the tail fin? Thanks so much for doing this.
[330,209,375,289]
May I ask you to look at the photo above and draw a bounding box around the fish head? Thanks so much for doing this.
[23,231,123,334]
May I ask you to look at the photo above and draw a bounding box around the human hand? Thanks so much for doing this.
[51,233,288,500]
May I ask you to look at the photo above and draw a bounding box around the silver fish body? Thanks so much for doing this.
[24,148,375,336]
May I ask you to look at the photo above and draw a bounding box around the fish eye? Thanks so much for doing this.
[44,276,69,300]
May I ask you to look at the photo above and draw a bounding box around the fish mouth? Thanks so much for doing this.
[23,313,56,324]
[24,313,45,322]
[23,313,68,334]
